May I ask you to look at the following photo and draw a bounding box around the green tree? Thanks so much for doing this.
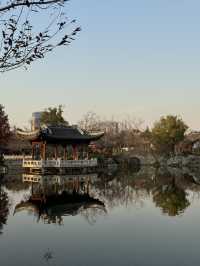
[151,115,188,154]
[40,105,68,126]
[0,105,11,147]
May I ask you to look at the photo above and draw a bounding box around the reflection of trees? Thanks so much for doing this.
[93,169,155,210]
[152,174,190,216]
[0,185,9,234]
[93,167,194,217]
[80,207,107,226]
[152,184,190,216]
[2,174,29,192]
[12,166,200,221]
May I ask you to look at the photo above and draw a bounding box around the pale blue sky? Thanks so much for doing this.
[1,0,200,129]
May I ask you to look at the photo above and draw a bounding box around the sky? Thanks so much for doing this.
[1,0,200,129]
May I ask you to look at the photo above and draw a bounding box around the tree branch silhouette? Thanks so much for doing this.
[0,0,80,72]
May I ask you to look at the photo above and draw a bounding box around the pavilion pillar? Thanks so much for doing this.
[77,177,80,193]
[86,179,90,194]
[42,142,46,160]
[86,145,89,160]
[31,143,35,160]
[40,143,43,160]
[63,146,67,160]
[72,144,78,160]
[32,142,38,160]
[82,144,88,160]
[54,145,58,159]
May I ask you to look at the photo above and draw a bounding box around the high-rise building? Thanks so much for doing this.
[31,112,42,131]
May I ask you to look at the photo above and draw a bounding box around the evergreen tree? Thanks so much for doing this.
[151,115,188,154]
[40,105,68,126]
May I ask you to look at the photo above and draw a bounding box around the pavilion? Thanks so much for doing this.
[17,125,104,173]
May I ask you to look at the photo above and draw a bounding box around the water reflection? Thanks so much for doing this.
[2,166,200,229]
[0,184,9,234]
[152,169,190,216]
[14,174,106,225]
[1,167,200,266]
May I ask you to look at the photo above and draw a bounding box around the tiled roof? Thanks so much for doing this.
[17,125,104,144]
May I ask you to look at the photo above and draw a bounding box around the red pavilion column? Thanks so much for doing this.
[63,146,67,160]
[42,142,46,160]
[54,145,58,159]
[31,142,35,159]
[72,144,78,160]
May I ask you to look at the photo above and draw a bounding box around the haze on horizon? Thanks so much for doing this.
[1,0,200,130]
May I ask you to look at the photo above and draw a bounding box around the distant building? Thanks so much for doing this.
[175,131,200,155]
[31,112,42,131]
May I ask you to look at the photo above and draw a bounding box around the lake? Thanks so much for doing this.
[0,166,200,266]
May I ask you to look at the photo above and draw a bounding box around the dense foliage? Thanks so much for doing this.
[40,105,68,126]
[151,115,188,154]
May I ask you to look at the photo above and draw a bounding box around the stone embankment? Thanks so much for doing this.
[114,152,200,169]
[166,155,200,168]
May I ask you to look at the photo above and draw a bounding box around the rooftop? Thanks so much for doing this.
[17,124,104,145]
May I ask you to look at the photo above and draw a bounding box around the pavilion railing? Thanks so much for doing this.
[22,158,98,168]
[22,173,98,183]
[4,155,32,160]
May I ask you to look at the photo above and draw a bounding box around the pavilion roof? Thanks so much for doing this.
[17,125,104,145]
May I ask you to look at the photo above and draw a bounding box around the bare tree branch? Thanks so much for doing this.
[0,0,68,12]
[0,0,80,72]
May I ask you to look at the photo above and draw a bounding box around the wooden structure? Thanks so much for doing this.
[17,125,104,174]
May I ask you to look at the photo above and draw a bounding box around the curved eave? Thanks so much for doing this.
[16,129,40,141]
[16,129,104,144]
[14,201,106,217]
[88,132,105,141]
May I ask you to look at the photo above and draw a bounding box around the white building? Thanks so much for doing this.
[31,112,42,131]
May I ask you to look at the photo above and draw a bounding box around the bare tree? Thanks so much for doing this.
[118,115,144,132]
[0,0,80,72]
[78,112,148,154]
[78,111,101,131]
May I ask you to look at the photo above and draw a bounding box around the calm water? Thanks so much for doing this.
[1,167,200,266]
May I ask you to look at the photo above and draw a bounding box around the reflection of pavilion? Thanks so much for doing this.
[14,174,106,225]
[17,125,104,174]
